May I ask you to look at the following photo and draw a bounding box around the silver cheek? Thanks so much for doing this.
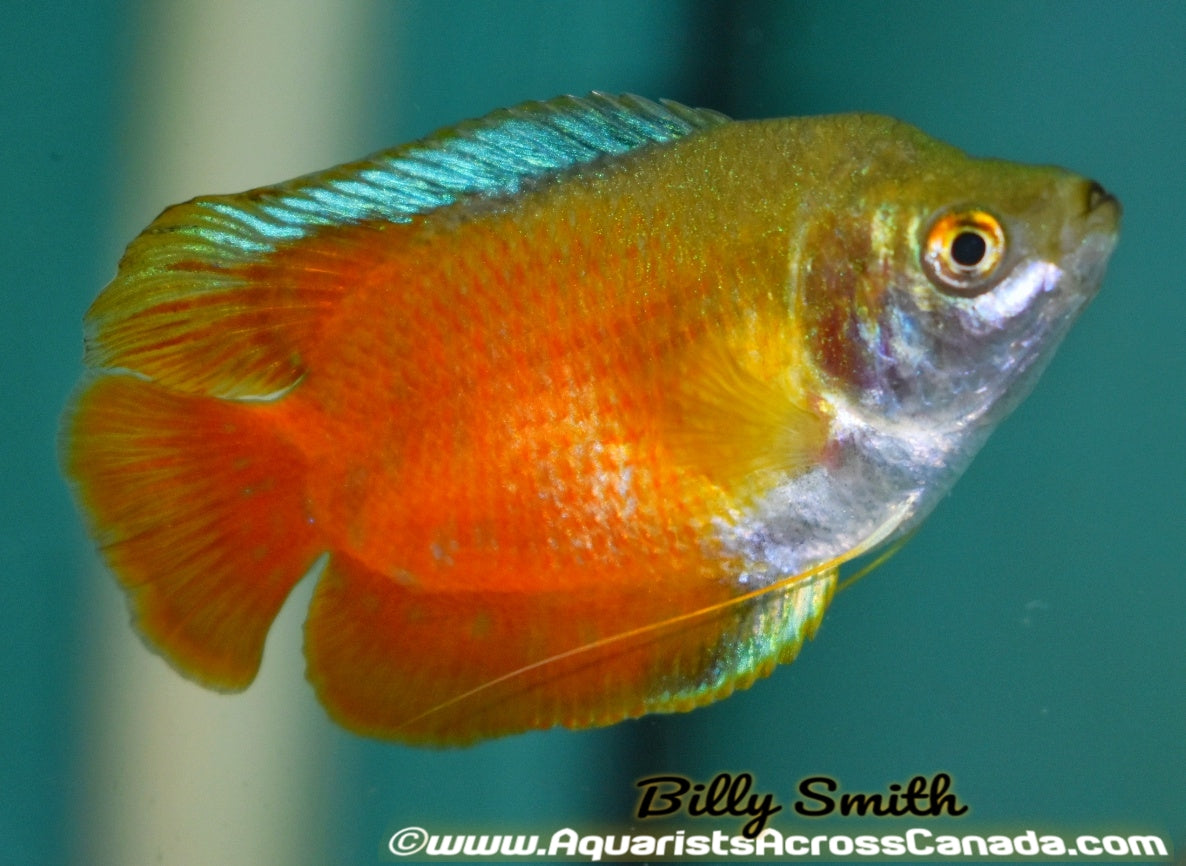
[966,260,1062,333]
[716,230,1112,590]
[713,397,977,588]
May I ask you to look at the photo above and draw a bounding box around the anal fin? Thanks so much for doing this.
[304,552,835,745]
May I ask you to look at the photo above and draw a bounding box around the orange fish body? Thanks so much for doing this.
[64,95,1119,744]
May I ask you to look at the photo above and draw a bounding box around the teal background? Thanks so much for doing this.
[3,1,1182,862]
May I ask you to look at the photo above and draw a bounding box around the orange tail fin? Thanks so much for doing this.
[62,375,322,689]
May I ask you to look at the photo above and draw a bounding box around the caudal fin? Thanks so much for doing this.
[62,375,321,689]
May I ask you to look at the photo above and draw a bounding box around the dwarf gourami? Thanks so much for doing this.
[62,94,1119,745]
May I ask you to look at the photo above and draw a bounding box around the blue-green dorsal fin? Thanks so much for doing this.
[190,92,731,249]
[85,94,730,399]
[283,92,728,227]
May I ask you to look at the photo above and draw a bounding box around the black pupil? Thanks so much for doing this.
[951,231,987,267]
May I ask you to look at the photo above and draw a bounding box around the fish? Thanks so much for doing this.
[61,93,1120,746]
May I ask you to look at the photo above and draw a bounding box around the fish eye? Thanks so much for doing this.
[921,208,1007,296]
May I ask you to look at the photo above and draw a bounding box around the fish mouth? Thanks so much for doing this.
[1085,180,1119,215]
[1060,179,1120,287]
[1080,179,1122,236]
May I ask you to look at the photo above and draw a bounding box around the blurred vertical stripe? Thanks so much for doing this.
[72,4,376,864]
[314,7,740,860]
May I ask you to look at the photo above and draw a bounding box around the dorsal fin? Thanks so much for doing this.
[248,92,730,230]
[83,94,730,398]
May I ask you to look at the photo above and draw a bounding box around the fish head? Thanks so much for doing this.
[793,116,1121,435]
